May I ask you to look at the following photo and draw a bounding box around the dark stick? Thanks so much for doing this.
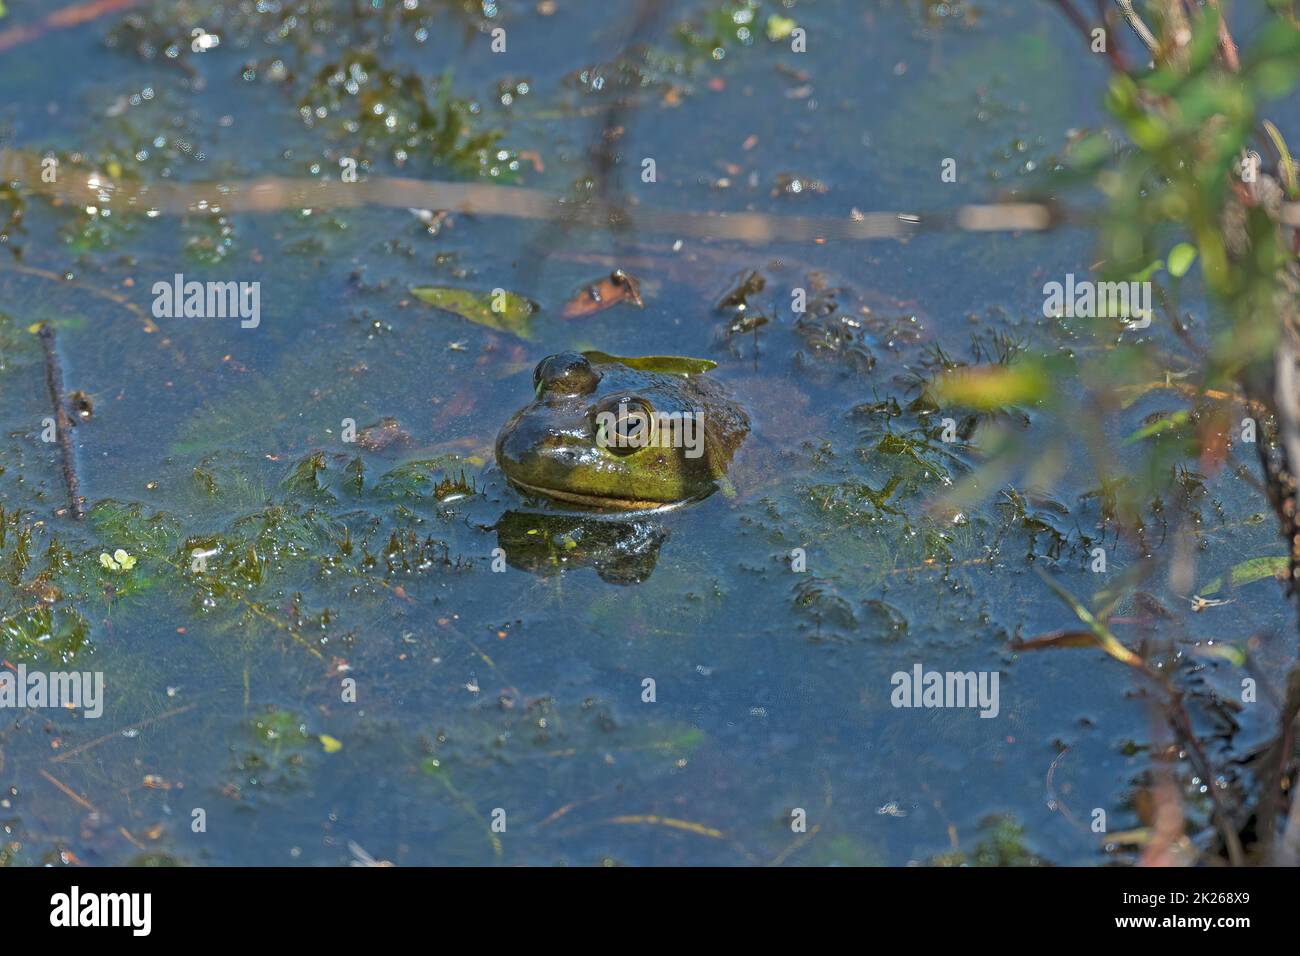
[1052,0,1131,74]
[38,324,84,520]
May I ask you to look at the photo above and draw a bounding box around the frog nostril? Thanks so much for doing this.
[533,352,601,396]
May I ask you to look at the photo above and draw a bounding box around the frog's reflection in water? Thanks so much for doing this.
[493,510,666,585]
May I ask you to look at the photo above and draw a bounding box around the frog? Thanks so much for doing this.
[494,351,750,511]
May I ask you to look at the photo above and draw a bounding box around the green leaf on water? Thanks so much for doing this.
[410,287,537,339]
[1199,555,1289,596]
[581,351,717,374]
[1124,409,1189,444]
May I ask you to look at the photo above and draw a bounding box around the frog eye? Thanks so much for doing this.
[594,398,656,456]
[534,352,601,396]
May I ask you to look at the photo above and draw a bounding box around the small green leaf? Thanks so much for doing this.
[1199,555,1289,596]
[1124,409,1189,444]
[581,351,717,375]
[410,287,538,339]
[1167,243,1198,278]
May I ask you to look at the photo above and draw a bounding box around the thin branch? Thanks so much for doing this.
[1113,0,1160,57]
[0,146,1065,242]
[38,324,84,520]
[1053,0,1131,73]
[1204,0,1241,71]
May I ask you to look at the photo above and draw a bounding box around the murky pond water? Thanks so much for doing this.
[0,0,1296,866]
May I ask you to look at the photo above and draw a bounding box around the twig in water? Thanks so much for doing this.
[37,324,84,520]
[38,768,97,813]
[51,702,198,763]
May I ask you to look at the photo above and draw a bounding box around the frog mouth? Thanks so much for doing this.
[506,476,687,513]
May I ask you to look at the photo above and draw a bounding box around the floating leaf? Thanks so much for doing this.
[1124,409,1189,444]
[581,351,717,374]
[562,271,644,318]
[99,549,137,572]
[1198,555,1289,596]
[410,287,537,339]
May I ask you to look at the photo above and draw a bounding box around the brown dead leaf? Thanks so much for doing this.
[562,269,645,318]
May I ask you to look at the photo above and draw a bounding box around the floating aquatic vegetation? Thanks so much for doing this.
[98,548,138,572]
[304,59,518,179]
[410,285,538,337]
[371,457,480,503]
[580,351,717,375]
[227,708,317,798]
[0,180,24,258]
[0,605,90,667]
[1198,555,1290,597]
[928,816,1045,867]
